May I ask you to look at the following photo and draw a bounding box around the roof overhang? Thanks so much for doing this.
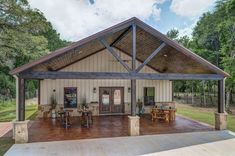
[10,17,230,78]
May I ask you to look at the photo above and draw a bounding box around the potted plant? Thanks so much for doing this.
[81,98,87,110]
[137,99,144,116]
[51,89,57,119]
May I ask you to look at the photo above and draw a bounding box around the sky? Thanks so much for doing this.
[28,0,216,41]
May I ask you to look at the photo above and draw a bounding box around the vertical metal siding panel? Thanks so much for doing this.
[40,49,173,106]
[168,81,171,101]
[165,81,168,101]
[44,80,47,104]
[170,81,173,101]
[41,80,45,104]
[40,81,42,104]
[46,80,49,104]
[164,81,166,101]
[40,80,43,104]
[42,80,46,104]
[159,81,162,101]
[164,80,169,101]
[97,51,101,72]
[57,80,61,104]
[164,81,167,101]
[162,80,165,101]
[155,80,158,102]
[62,79,65,104]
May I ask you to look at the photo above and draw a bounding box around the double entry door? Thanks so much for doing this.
[99,87,124,114]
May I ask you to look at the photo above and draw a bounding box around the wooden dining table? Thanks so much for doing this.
[58,109,73,128]
[78,109,93,128]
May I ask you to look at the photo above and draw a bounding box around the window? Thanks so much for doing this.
[144,87,155,106]
[64,87,77,108]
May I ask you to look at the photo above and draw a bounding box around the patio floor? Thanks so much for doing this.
[26,115,213,142]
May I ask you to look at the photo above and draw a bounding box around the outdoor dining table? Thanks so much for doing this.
[78,109,93,128]
[58,109,72,129]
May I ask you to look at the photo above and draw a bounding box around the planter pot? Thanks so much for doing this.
[51,109,56,119]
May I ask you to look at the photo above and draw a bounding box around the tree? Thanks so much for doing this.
[171,0,235,107]
[166,28,179,40]
[0,0,69,99]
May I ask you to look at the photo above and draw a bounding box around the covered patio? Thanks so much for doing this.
[10,17,229,143]
[27,115,213,143]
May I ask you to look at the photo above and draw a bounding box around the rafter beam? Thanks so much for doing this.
[110,26,132,47]
[136,42,166,72]
[20,71,224,80]
[100,38,131,72]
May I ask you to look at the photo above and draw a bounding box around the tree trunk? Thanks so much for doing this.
[192,84,194,105]
[226,91,230,113]
[203,81,206,107]
[208,83,213,105]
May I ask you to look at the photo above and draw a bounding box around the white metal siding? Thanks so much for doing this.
[40,49,172,105]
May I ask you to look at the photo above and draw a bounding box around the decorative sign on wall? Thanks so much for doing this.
[102,94,110,105]
[113,89,121,105]
[102,90,110,105]
[64,87,77,108]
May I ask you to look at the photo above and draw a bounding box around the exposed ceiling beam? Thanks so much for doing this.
[100,38,132,72]
[110,26,132,47]
[136,42,166,73]
[20,71,224,80]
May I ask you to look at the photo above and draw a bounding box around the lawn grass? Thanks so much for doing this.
[0,137,14,156]
[0,100,38,155]
[0,100,38,122]
[177,104,235,132]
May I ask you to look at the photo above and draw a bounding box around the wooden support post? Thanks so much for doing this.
[218,79,225,113]
[215,78,227,130]
[100,38,131,72]
[18,77,25,121]
[131,79,136,115]
[136,42,166,72]
[131,23,137,116]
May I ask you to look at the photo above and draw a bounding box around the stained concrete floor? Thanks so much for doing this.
[26,115,213,142]
[5,130,235,156]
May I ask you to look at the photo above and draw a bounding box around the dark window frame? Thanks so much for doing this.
[64,87,77,108]
[144,87,155,106]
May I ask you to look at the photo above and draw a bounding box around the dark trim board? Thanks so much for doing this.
[20,71,224,80]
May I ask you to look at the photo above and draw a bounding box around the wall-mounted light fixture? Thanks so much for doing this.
[128,87,131,93]
[93,87,97,93]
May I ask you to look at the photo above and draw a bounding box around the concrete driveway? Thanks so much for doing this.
[5,130,235,156]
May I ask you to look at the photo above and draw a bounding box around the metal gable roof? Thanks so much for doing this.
[10,17,229,77]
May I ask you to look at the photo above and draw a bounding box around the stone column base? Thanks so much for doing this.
[215,112,227,130]
[128,116,140,136]
[12,120,29,144]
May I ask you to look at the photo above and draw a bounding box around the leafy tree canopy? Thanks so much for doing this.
[0,0,69,99]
